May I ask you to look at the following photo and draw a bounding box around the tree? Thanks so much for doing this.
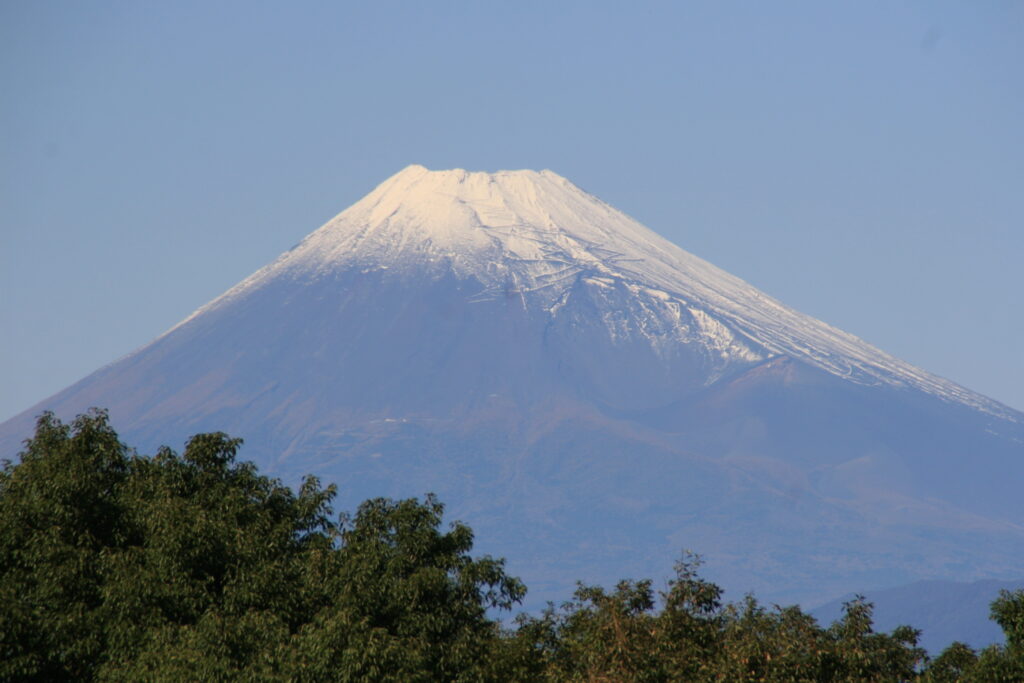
[922,642,977,682]
[505,556,928,682]
[285,495,525,681]
[823,596,924,682]
[918,589,1024,681]
[958,589,1024,682]
[0,410,130,680]
[0,411,523,681]
[990,589,1024,651]
[520,578,664,682]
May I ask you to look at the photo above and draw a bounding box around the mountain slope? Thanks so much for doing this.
[2,165,1022,611]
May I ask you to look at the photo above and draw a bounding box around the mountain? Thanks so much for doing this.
[2,165,1022,615]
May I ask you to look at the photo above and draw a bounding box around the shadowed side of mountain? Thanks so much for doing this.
[639,356,1024,523]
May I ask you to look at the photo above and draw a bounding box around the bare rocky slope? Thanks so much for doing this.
[3,165,1022,612]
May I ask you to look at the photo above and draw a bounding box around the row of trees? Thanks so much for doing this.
[1,410,1021,681]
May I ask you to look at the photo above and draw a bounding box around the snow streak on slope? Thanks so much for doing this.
[170,165,1013,419]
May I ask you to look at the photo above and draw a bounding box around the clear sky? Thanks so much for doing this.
[2,1,1022,423]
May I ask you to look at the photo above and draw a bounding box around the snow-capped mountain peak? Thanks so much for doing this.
[175,165,1012,419]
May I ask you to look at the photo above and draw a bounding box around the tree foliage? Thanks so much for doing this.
[935,589,1024,682]
[1,410,1021,681]
[505,560,927,682]
[0,410,522,681]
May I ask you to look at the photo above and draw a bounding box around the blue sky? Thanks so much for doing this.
[2,1,1022,422]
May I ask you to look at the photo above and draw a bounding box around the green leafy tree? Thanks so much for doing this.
[506,554,723,682]
[921,641,977,682]
[505,558,926,682]
[822,596,924,682]
[96,430,337,681]
[713,597,831,681]
[285,495,525,681]
[529,578,664,681]
[0,410,130,680]
[657,553,724,679]
[919,590,1024,681]
[991,589,1024,651]
[960,589,1024,682]
[0,410,523,681]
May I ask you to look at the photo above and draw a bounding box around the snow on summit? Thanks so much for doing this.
[175,165,1013,419]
